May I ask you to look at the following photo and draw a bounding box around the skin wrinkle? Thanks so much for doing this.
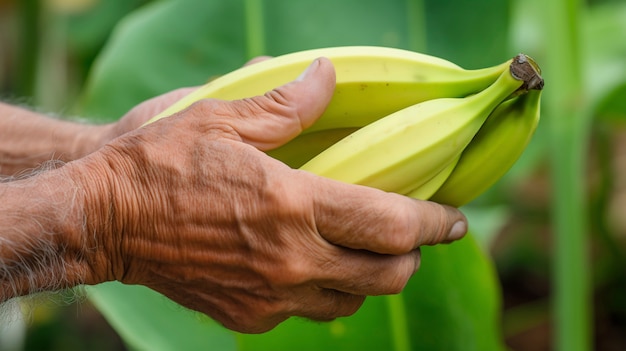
[265,88,308,132]
[95,143,148,284]
[136,149,300,322]
[415,204,450,247]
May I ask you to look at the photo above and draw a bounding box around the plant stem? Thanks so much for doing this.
[243,0,266,59]
[406,0,427,52]
[591,124,626,273]
[16,0,41,98]
[386,295,411,351]
[542,0,593,350]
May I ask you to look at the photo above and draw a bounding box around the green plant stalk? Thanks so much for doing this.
[35,2,69,111]
[406,0,427,53]
[542,0,592,350]
[16,0,41,97]
[591,124,626,275]
[243,0,266,59]
[386,294,411,351]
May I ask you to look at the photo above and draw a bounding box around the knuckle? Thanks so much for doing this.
[223,302,286,334]
[186,98,219,116]
[387,275,410,295]
[416,204,451,246]
[305,291,365,321]
[381,206,418,254]
[338,295,365,317]
[386,258,416,294]
[268,256,314,287]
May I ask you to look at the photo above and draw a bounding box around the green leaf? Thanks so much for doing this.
[404,235,504,351]
[584,1,626,111]
[77,0,248,121]
[236,235,505,351]
[87,283,236,351]
[423,0,511,68]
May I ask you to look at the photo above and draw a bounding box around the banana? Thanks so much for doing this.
[145,46,509,134]
[298,64,525,195]
[406,156,460,200]
[266,128,358,168]
[428,89,542,207]
[143,47,543,208]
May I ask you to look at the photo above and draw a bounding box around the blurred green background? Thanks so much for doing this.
[1,0,625,350]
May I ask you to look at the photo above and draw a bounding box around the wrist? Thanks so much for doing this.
[63,151,122,285]
[0,166,92,300]
[65,143,146,285]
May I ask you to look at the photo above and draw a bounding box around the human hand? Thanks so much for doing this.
[70,58,468,333]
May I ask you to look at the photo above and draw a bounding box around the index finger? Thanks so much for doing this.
[311,177,468,255]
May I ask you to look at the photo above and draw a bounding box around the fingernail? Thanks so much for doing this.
[448,221,467,241]
[296,58,321,81]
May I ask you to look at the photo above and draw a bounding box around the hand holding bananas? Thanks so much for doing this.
[149,46,544,208]
[0,57,467,334]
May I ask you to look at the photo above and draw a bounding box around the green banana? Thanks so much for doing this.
[145,46,509,134]
[299,65,525,195]
[267,128,358,168]
[406,156,461,200]
[428,89,542,207]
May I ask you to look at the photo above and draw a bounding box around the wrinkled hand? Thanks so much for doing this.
[71,58,468,334]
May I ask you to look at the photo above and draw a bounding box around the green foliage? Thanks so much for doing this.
[78,0,247,121]
[236,236,502,351]
[87,283,236,351]
[76,0,513,120]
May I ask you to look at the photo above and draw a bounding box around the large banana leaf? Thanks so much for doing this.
[76,0,509,350]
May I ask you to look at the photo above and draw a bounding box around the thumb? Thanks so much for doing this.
[213,57,336,151]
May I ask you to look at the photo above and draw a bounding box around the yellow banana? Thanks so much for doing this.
[266,128,358,168]
[428,89,542,207]
[406,156,460,200]
[299,64,525,195]
[143,47,543,208]
[145,46,509,134]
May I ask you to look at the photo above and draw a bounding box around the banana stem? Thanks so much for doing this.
[406,0,427,52]
[542,0,593,350]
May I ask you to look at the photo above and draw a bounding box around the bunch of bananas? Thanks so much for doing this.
[146,46,544,207]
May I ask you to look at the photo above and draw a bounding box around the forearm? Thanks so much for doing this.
[0,166,96,301]
[0,102,112,176]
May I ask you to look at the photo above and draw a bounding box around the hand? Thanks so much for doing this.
[70,58,468,333]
